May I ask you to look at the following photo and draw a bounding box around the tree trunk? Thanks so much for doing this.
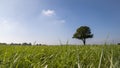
[83,39,86,45]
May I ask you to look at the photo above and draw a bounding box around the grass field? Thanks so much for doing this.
[0,45,120,68]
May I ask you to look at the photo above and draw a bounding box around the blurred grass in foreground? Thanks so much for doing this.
[0,45,120,68]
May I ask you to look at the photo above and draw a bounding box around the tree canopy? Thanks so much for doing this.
[73,26,93,45]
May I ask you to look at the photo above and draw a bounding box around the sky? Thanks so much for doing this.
[0,0,120,45]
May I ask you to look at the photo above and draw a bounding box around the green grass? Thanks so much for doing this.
[0,45,120,68]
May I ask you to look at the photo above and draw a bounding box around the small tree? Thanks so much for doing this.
[73,26,93,45]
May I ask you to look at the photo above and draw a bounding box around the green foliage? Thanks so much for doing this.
[73,26,93,45]
[0,45,120,68]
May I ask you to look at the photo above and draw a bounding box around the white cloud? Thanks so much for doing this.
[41,9,55,16]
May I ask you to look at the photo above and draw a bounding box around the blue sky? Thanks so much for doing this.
[0,0,120,45]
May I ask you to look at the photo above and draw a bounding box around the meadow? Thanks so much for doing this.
[0,45,120,68]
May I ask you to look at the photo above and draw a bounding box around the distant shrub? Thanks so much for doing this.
[118,43,120,45]
[10,43,21,45]
[22,42,32,45]
[0,43,7,45]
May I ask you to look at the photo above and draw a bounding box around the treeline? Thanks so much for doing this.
[0,42,44,46]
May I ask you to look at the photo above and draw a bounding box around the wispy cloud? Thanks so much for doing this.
[41,9,55,16]
[0,18,17,32]
[0,17,28,35]
[53,20,66,24]
[40,9,66,24]
[60,20,66,23]
[0,17,30,43]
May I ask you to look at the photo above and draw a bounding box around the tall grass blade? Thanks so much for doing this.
[98,49,103,68]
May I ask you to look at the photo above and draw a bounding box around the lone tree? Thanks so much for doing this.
[73,26,93,45]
